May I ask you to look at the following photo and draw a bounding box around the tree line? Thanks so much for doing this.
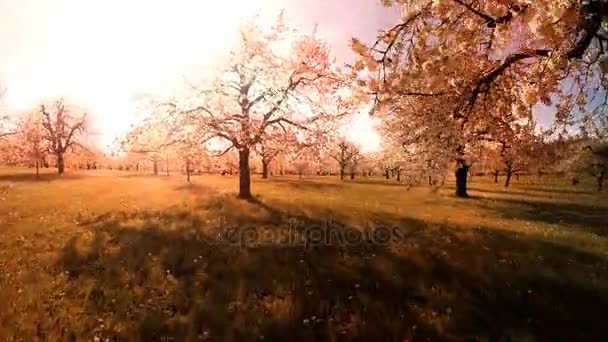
[1,2,608,196]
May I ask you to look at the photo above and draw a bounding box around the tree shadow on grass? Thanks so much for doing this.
[466,186,599,201]
[267,178,343,191]
[174,183,216,195]
[513,185,596,196]
[118,173,166,179]
[472,196,608,235]
[47,195,608,341]
[349,178,412,188]
[0,172,84,183]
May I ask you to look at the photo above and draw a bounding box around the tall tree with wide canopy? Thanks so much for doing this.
[163,15,344,199]
[354,0,608,196]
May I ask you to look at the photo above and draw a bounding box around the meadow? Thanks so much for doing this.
[0,168,607,341]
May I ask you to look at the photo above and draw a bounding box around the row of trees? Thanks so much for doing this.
[2,2,607,196]
[116,6,607,195]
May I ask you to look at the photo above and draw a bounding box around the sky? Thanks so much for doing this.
[0,0,400,152]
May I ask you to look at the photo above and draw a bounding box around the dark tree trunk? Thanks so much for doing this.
[494,170,499,183]
[57,153,65,175]
[238,148,252,199]
[396,170,401,182]
[428,175,432,186]
[153,159,159,175]
[350,172,355,180]
[455,163,469,197]
[186,159,191,183]
[340,168,345,181]
[572,177,579,186]
[385,170,390,179]
[262,160,269,179]
[598,170,605,192]
[505,171,512,187]
[166,155,170,176]
[35,160,40,179]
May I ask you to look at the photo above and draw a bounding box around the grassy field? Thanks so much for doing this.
[0,168,607,341]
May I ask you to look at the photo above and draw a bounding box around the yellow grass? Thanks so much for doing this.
[0,168,607,341]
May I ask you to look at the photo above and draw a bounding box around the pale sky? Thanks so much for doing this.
[0,0,399,152]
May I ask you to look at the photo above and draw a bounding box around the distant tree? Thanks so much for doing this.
[565,142,608,192]
[256,127,298,179]
[348,150,364,180]
[528,135,563,183]
[496,123,536,187]
[330,140,359,181]
[66,143,102,170]
[379,142,407,182]
[122,114,177,176]
[40,100,87,174]
[291,159,310,179]
[19,113,46,178]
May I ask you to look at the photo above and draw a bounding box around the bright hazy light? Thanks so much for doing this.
[0,0,381,151]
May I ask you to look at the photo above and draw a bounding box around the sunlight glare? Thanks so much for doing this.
[2,0,285,148]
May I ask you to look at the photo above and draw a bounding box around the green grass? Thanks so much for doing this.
[0,168,607,341]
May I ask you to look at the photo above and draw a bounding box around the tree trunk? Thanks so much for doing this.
[186,159,191,183]
[35,160,40,179]
[166,155,170,176]
[515,173,520,181]
[505,171,512,188]
[396,170,401,182]
[494,170,499,183]
[262,160,269,179]
[153,159,159,175]
[350,172,355,180]
[455,163,469,197]
[385,170,390,179]
[57,153,65,175]
[572,177,579,186]
[537,170,542,183]
[238,147,252,199]
[340,168,345,181]
[428,175,432,186]
[598,170,605,192]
